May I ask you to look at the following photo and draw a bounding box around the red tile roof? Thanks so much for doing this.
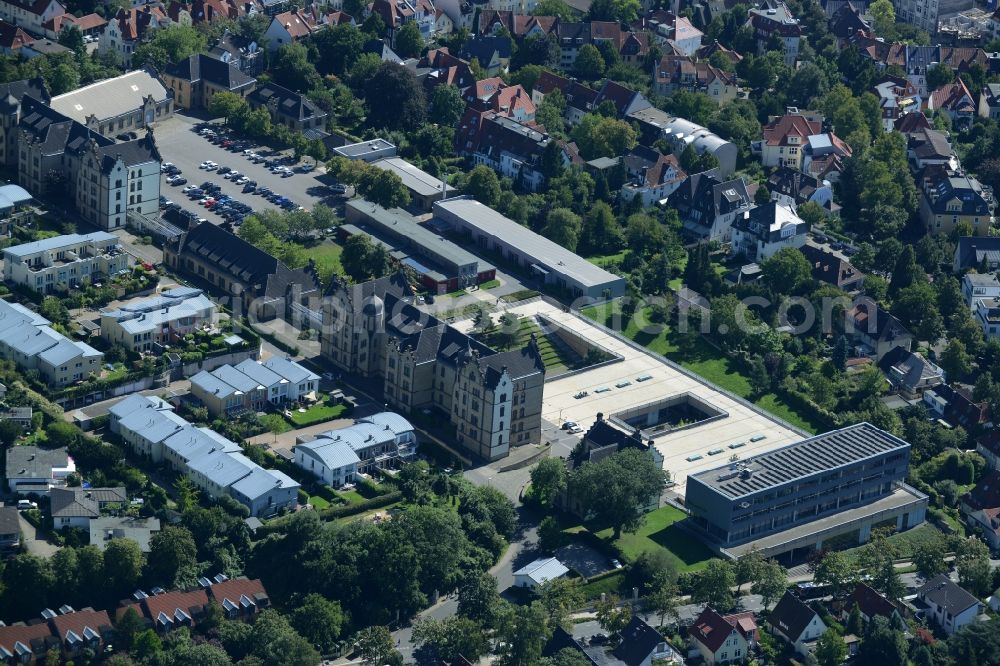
[762,114,821,146]
[0,622,54,659]
[963,470,1000,512]
[206,577,269,610]
[0,20,34,50]
[49,609,111,644]
[690,607,741,653]
[142,589,210,626]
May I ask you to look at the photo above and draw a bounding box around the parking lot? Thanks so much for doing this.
[153,114,339,225]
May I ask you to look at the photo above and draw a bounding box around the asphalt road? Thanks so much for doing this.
[153,114,337,224]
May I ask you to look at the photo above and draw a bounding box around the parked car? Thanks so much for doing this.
[17,500,37,511]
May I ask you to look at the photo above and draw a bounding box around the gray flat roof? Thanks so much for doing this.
[370,157,456,198]
[346,200,491,272]
[334,138,396,158]
[434,198,622,290]
[3,231,118,259]
[690,422,909,499]
[50,69,169,124]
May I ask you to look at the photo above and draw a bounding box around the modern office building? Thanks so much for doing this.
[3,232,127,294]
[332,138,397,162]
[685,422,928,559]
[433,197,626,302]
[342,200,496,293]
[100,287,218,352]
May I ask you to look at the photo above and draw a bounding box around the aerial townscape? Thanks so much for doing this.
[1,0,1000,662]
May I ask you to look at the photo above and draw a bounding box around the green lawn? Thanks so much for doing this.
[308,495,331,510]
[841,524,949,564]
[479,279,501,290]
[592,505,715,573]
[338,489,367,504]
[587,251,628,267]
[301,242,344,281]
[580,571,626,599]
[479,318,579,372]
[286,400,349,426]
[581,303,821,433]
[103,362,128,382]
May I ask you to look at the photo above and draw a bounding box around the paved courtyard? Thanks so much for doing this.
[457,300,805,492]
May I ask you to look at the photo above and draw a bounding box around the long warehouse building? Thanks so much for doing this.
[433,197,626,303]
[343,200,496,293]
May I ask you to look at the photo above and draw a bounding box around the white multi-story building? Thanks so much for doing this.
[100,287,217,352]
[892,0,973,33]
[731,201,809,261]
[0,298,103,385]
[3,232,127,294]
[0,0,65,35]
[295,412,417,476]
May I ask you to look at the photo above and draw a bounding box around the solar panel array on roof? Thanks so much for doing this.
[692,422,908,499]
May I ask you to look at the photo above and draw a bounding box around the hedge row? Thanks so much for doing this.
[316,490,403,520]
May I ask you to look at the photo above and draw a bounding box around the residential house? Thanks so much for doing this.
[628,107,737,176]
[653,54,739,104]
[0,19,33,55]
[542,618,683,665]
[261,8,353,50]
[688,607,757,665]
[50,486,125,530]
[3,232,127,294]
[0,298,103,386]
[961,272,1000,308]
[48,608,113,660]
[669,168,753,243]
[768,591,827,655]
[89,515,161,551]
[206,576,271,620]
[476,10,558,39]
[370,0,437,45]
[922,383,990,430]
[758,111,822,170]
[108,393,173,435]
[877,346,944,395]
[190,357,319,417]
[593,80,651,119]
[848,305,913,360]
[556,21,649,69]
[163,221,320,321]
[0,78,48,170]
[294,433,360,487]
[905,126,958,171]
[131,588,211,633]
[918,166,993,237]
[459,34,511,76]
[800,243,865,291]
[979,83,1000,120]
[843,582,904,625]
[927,79,976,128]
[455,108,561,191]
[0,0,66,35]
[960,471,1000,550]
[100,287,218,352]
[829,2,871,45]
[746,0,801,66]
[731,201,809,261]
[100,6,169,67]
[247,81,327,136]
[162,53,256,111]
[620,147,686,206]
[162,426,242,472]
[513,556,569,589]
[974,296,1000,340]
[41,12,106,40]
[637,11,703,55]
[0,506,19,551]
[916,574,981,635]
[873,76,921,131]
[420,47,477,92]
[208,30,265,77]
[116,406,189,461]
[767,167,835,213]
[955,236,1000,272]
[296,412,417,475]
[891,0,974,35]
[976,430,1000,470]
[0,621,58,664]
[849,40,990,98]
[187,449,298,516]
[529,70,598,125]
[463,78,537,123]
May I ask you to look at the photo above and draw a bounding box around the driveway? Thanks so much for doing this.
[15,510,59,557]
[153,114,337,224]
